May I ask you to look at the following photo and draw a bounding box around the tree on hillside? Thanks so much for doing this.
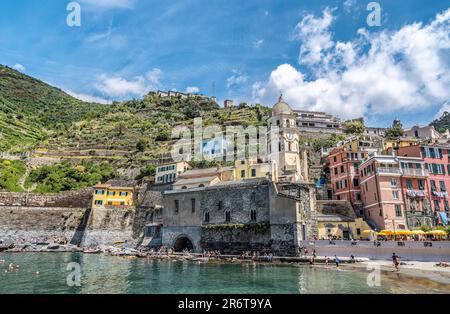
[344,120,365,134]
[385,118,404,138]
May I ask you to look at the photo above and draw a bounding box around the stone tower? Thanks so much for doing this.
[267,96,304,183]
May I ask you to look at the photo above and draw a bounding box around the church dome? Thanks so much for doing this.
[272,96,293,116]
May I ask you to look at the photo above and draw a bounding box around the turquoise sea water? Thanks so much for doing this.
[0,253,447,294]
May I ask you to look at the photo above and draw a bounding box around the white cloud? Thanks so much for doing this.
[294,7,335,66]
[78,0,135,10]
[253,7,450,120]
[95,68,163,98]
[227,70,248,89]
[13,64,26,72]
[186,86,200,94]
[253,39,264,48]
[343,0,356,13]
[66,90,111,104]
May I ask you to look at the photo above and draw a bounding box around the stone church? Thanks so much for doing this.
[160,98,317,256]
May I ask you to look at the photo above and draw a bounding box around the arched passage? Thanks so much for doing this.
[173,235,194,252]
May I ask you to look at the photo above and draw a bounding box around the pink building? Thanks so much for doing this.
[395,144,450,227]
[359,155,431,231]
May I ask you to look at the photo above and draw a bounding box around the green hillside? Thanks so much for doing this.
[430,111,450,133]
[0,64,270,167]
[0,64,108,152]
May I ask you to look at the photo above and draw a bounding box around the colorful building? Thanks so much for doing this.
[92,181,135,209]
[359,155,431,231]
[329,147,368,217]
[233,159,271,180]
[395,144,450,227]
[155,161,191,185]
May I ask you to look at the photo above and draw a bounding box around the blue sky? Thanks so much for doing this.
[1,0,449,128]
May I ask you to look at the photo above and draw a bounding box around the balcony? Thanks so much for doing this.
[400,168,429,177]
[432,190,448,198]
[377,167,401,175]
[406,189,427,198]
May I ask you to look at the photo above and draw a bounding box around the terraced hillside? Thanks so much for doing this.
[0,64,270,169]
[0,64,109,152]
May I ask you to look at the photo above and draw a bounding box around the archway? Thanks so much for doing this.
[173,235,194,252]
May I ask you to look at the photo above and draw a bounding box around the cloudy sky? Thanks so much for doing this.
[1,0,449,127]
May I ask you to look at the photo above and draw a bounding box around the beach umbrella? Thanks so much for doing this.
[427,230,447,236]
[362,230,374,235]
[378,230,394,236]
[411,230,425,235]
[395,230,412,235]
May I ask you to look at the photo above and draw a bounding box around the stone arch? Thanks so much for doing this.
[173,234,195,252]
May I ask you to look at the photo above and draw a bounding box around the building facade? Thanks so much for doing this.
[155,161,191,185]
[329,147,368,217]
[92,181,135,209]
[294,110,344,135]
[395,144,450,227]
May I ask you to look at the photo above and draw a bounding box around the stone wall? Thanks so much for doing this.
[200,226,270,254]
[0,206,86,245]
[0,188,93,208]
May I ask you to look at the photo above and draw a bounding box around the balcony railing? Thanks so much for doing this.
[406,189,427,198]
[377,167,401,175]
[401,168,429,177]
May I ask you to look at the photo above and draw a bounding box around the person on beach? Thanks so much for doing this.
[350,255,356,264]
[334,255,340,268]
[392,253,400,271]
[325,256,329,266]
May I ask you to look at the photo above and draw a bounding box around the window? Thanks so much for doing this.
[418,180,425,190]
[333,156,337,163]
[108,191,116,196]
[107,201,113,206]
[204,212,210,223]
[406,179,413,190]
[353,178,359,187]
[434,200,440,211]
[391,178,398,187]
[191,198,196,213]
[120,192,129,197]
[241,160,245,165]
[334,168,338,175]
[356,228,361,236]
[335,182,339,190]
[340,165,345,173]
[445,200,450,211]
[94,200,103,206]
[431,180,437,191]
[440,181,447,192]
[251,169,256,177]
[392,191,399,200]
[217,201,223,211]
[95,189,105,195]
[250,210,257,222]
[174,200,179,214]
[356,193,361,201]
[395,205,402,217]
[120,201,125,206]
[225,211,231,223]
[241,170,245,178]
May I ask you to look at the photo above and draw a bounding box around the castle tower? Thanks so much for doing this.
[267,96,303,183]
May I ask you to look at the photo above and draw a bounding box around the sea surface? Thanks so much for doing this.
[0,252,448,294]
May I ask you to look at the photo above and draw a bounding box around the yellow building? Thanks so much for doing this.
[233,159,271,180]
[92,182,134,209]
[383,137,419,152]
[317,216,373,240]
